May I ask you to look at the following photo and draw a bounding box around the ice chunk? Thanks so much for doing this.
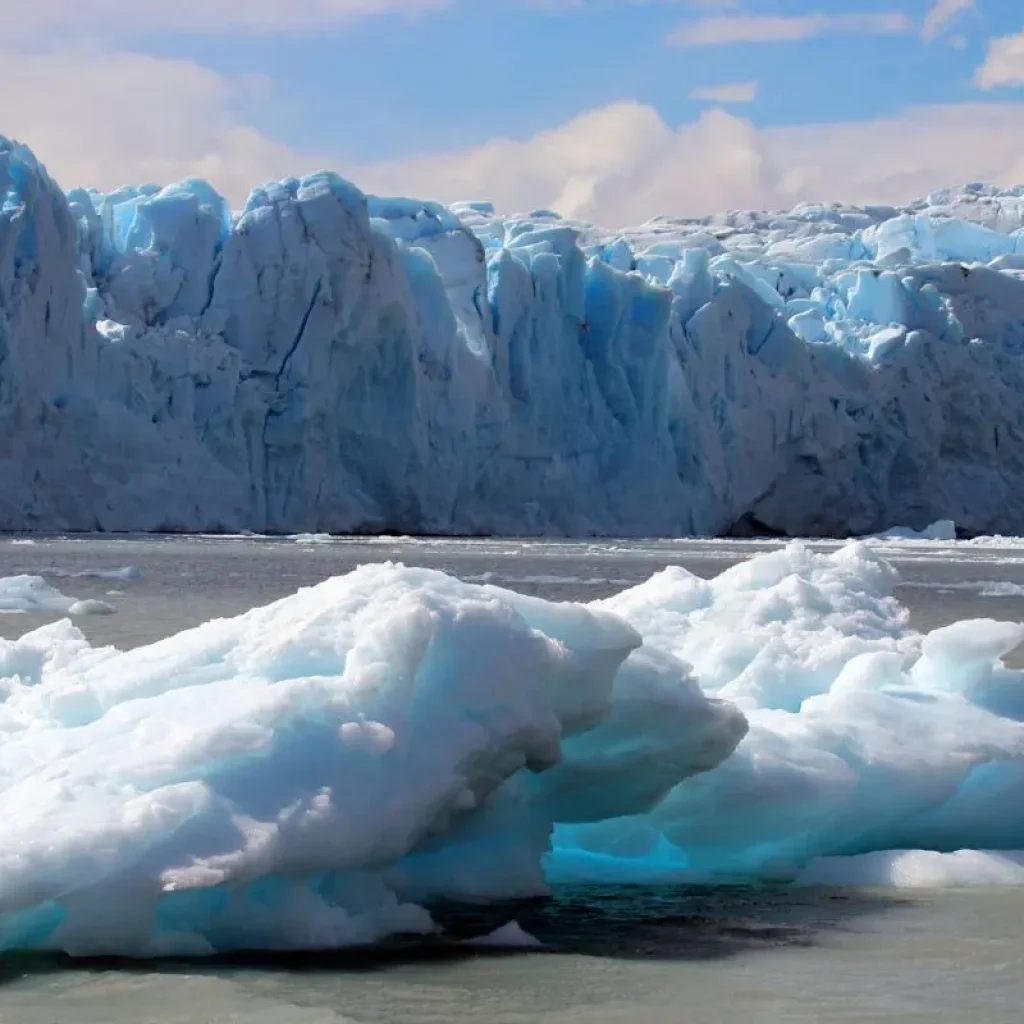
[874,519,958,541]
[39,566,142,581]
[0,575,110,615]
[550,543,1024,883]
[0,562,747,956]
[797,849,1024,888]
[67,599,116,616]
[463,921,542,949]
[3,546,1024,955]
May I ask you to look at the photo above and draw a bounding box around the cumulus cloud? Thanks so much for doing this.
[11,69,1024,228]
[921,0,975,42]
[668,12,913,46]
[689,81,758,103]
[0,49,320,198]
[355,101,1024,226]
[974,30,1024,89]
[4,3,1024,228]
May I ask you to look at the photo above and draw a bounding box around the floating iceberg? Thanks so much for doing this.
[1,544,1023,957]
[0,561,743,956]
[0,575,114,616]
[4,136,1024,537]
[873,519,958,542]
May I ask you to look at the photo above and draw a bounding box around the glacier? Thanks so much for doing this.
[4,134,1024,536]
[2,543,1024,957]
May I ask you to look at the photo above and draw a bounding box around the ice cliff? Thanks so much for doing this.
[4,134,1024,536]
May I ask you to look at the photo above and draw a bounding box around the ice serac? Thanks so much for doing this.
[5,136,1024,535]
[0,564,744,956]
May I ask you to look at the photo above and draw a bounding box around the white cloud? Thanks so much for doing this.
[2,0,452,41]
[689,81,758,103]
[0,49,319,200]
[354,100,1024,227]
[921,0,975,43]
[11,70,1024,229]
[668,12,913,45]
[974,30,1024,89]
[5,12,1024,229]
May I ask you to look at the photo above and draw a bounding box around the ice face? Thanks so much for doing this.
[4,135,1024,537]
[1,546,1024,957]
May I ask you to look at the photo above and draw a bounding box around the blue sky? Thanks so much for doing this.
[3,1,1024,224]
[158,0,1018,159]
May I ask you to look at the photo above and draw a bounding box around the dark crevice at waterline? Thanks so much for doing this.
[0,884,919,986]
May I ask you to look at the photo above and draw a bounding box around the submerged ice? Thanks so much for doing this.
[1,544,1024,957]
[5,136,1024,535]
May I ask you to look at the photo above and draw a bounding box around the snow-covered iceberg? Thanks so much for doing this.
[1,544,1024,957]
[0,562,744,956]
[0,575,114,616]
[4,136,1024,536]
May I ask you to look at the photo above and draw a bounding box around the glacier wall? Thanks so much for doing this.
[4,134,1024,536]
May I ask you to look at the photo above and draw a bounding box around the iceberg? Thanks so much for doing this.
[873,519,959,541]
[0,562,743,956]
[4,136,1024,537]
[1,544,1024,957]
[0,575,114,616]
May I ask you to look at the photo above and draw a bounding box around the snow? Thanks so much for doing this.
[1,544,1024,957]
[5,136,1024,537]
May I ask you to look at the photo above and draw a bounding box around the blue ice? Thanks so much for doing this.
[5,134,1024,536]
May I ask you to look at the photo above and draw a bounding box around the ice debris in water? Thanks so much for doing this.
[5,134,1024,538]
[797,849,1024,888]
[463,921,542,949]
[40,566,142,581]
[873,519,958,542]
[0,543,1023,957]
[0,575,115,615]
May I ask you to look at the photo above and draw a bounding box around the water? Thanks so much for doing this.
[2,534,1024,1023]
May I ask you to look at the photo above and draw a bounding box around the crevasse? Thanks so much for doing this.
[4,135,1024,536]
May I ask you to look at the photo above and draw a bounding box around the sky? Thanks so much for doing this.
[2,0,1024,226]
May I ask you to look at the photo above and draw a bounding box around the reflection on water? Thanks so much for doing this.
[1,884,1021,1024]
